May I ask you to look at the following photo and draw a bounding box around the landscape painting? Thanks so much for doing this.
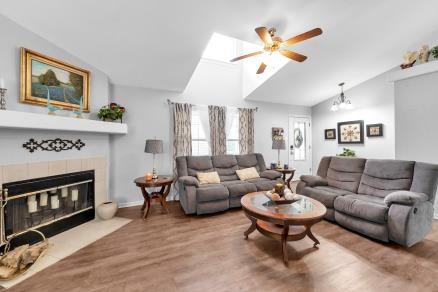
[21,48,90,112]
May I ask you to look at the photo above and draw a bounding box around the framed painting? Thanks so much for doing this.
[325,129,336,140]
[367,123,383,137]
[20,48,90,112]
[337,120,364,144]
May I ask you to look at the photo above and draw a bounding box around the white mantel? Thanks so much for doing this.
[0,110,127,134]
[389,60,438,82]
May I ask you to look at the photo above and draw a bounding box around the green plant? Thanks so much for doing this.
[337,148,356,157]
[431,46,438,59]
[98,103,126,122]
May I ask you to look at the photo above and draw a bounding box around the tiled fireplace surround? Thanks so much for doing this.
[0,157,108,210]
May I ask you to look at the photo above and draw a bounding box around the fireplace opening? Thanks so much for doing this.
[0,171,95,249]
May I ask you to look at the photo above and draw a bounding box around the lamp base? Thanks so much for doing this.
[152,168,158,179]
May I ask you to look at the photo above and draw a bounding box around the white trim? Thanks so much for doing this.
[389,60,438,82]
[0,110,128,134]
[118,200,144,208]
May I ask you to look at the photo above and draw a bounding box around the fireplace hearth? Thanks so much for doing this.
[0,171,95,249]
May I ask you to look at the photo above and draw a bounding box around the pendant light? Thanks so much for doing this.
[330,82,353,111]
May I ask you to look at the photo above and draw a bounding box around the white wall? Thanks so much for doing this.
[311,70,396,172]
[0,14,109,119]
[110,59,310,206]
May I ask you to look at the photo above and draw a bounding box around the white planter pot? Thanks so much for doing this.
[97,201,118,220]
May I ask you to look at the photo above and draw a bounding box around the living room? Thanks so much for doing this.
[0,1,437,291]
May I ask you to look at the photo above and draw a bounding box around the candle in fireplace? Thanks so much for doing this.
[71,189,79,201]
[61,187,68,198]
[51,195,59,209]
[28,200,38,213]
[40,192,48,206]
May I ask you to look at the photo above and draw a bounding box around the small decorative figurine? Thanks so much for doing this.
[400,51,418,69]
[45,86,62,115]
[418,45,430,64]
[73,96,84,118]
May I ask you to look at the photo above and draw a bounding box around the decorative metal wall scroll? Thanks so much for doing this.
[23,138,85,153]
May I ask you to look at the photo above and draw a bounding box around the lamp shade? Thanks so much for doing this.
[272,140,286,150]
[145,139,163,154]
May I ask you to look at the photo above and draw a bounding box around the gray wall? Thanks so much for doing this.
[0,14,109,118]
[394,71,438,216]
[311,70,396,171]
[109,59,311,206]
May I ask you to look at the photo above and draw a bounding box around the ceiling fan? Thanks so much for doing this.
[230,27,323,74]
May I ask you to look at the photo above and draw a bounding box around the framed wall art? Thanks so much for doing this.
[367,123,383,137]
[324,129,336,140]
[337,120,364,144]
[20,48,90,112]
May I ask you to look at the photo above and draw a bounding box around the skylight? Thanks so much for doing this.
[202,33,237,63]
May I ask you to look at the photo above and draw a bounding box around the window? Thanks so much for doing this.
[226,112,240,155]
[191,110,209,156]
[202,33,237,63]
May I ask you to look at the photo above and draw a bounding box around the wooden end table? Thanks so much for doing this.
[273,168,296,189]
[134,175,174,220]
[241,192,326,266]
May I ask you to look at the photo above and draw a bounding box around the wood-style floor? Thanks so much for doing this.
[7,201,438,292]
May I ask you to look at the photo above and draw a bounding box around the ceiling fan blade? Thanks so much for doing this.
[255,27,273,46]
[256,62,267,74]
[230,51,263,62]
[280,50,308,62]
[283,28,323,47]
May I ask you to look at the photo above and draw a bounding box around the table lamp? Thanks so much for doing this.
[145,139,163,179]
[272,140,285,168]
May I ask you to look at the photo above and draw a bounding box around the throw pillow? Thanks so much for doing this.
[236,167,260,181]
[197,171,220,185]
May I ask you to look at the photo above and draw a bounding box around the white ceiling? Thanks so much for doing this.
[2,0,438,105]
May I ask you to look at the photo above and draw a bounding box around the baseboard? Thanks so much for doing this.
[118,200,143,208]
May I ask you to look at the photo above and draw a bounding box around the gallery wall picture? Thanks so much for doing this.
[325,129,336,140]
[20,48,91,112]
[337,120,364,144]
[367,123,383,137]
[272,127,284,141]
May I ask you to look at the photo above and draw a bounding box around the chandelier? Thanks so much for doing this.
[330,82,353,111]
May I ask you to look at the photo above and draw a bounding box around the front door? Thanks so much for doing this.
[288,116,312,180]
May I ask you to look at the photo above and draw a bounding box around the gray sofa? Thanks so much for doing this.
[176,153,283,215]
[297,156,438,247]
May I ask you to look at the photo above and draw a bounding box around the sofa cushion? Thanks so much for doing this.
[326,157,366,193]
[187,156,214,177]
[334,194,388,224]
[236,154,260,172]
[196,184,229,202]
[197,171,220,185]
[222,181,257,198]
[212,155,239,181]
[246,177,281,191]
[358,159,415,198]
[301,186,356,208]
[236,167,260,181]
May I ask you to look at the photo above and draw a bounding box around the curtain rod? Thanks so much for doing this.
[166,99,258,112]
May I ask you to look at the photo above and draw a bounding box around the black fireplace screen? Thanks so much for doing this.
[2,171,95,239]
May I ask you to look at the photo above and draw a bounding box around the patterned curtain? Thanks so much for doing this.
[238,108,255,154]
[208,105,227,155]
[172,103,192,177]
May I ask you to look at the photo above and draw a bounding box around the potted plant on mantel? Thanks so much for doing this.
[98,103,126,123]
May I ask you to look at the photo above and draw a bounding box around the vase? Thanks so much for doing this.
[96,201,118,220]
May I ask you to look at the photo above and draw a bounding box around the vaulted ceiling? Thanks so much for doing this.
[2,0,438,105]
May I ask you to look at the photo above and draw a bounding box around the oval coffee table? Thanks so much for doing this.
[241,192,326,265]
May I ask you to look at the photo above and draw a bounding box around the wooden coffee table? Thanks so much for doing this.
[241,192,326,265]
[134,175,174,220]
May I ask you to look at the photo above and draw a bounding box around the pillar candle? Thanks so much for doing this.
[40,192,48,206]
[28,195,36,202]
[71,189,78,201]
[0,77,4,89]
[61,187,68,198]
[145,173,153,181]
[28,201,38,213]
[51,195,59,209]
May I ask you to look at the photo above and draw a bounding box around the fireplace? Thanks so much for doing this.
[0,171,95,248]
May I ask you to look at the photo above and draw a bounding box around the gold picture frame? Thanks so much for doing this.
[20,48,90,112]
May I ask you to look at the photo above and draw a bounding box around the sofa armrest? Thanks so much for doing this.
[178,176,199,187]
[300,175,328,187]
[384,191,429,207]
[260,170,282,180]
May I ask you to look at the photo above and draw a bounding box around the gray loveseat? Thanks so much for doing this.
[176,153,283,215]
[297,156,438,247]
